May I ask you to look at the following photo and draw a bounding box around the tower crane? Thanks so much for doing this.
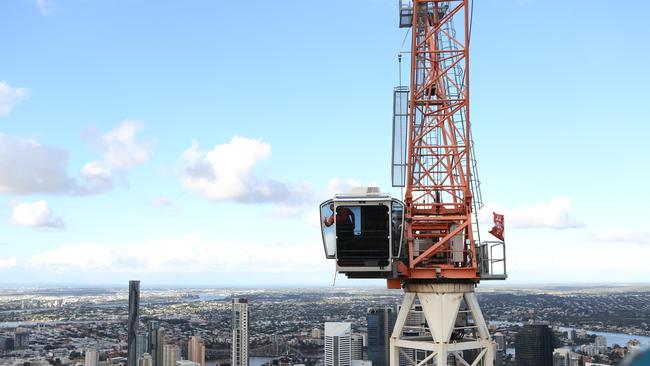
[318,1,507,365]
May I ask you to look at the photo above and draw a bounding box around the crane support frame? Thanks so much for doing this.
[390,283,494,366]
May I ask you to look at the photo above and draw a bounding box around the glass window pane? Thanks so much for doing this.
[320,200,336,259]
[391,199,405,258]
[336,205,390,266]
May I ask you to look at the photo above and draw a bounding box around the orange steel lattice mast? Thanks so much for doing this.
[388,2,499,365]
[400,0,478,282]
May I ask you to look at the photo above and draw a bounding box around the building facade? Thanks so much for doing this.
[231,298,249,366]
[351,333,364,361]
[163,344,180,366]
[515,324,554,366]
[128,280,140,366]
[138,353,153,366]
[367,307,396,366]
[85,348,99,366]
[325,322,352,366]
[188,336,205,366]
[136,333,148,362]
[148,321,160,366]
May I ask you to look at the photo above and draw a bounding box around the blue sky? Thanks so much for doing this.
[0,0,648,286]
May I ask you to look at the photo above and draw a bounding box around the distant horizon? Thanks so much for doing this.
[1,281,649,290]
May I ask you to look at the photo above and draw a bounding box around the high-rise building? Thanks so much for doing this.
[312,328,322,339]
[367,307,396,366]
[163,344,180,366]
[136,333,148,362]
[515,324,554,366]
[493,332,506,351]
[351,333,364,361]
[85,348,99,366]
[188,336,205,366]
[148,325,166,366]
[325,322,352,366]
[148,321,159,366]
[157,329,167,366]
[14,328,29,350]
[231,298,249,366]
[553,348,581,366]
[138,353,153,366]
[594,336,607,354]
[128,280,141,366]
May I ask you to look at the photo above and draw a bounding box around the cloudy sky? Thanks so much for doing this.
[0,0,648,286]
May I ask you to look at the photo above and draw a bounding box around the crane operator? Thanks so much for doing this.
[322,203,356,234]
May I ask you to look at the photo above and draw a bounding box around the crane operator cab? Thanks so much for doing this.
[319,187,405,278]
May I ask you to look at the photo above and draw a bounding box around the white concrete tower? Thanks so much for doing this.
[325,322,352,366]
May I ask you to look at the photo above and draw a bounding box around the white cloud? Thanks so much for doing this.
[0,257,17,271]
[179,136,311,205]
[27,234,327,273]
[0,81,29,117]
[99,120,154,170]
[479,196,583,230]
[0,121,151,196]
[0,134,79,194]
[77,120,154,194]
[323,178,361,198]
[35,0,58,15]
[11,200,65,229]
[81,161,114,193]
[590,229,650,244]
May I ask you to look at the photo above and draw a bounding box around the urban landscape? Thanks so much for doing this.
[0,284,648,366]
[2,1,649,366]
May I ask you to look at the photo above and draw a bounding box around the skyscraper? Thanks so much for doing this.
[325,322,352,366]
[157,328,166,366]
[163,344,180,366]
[148,322,165,366]
[367,307,396,366]
[138,353,153,366]
[515,324,553,366]
[188,336,205,366]
[136,333,148,362]
[85,348,99,366]
[128,280,141,366]
[231,298,249,366]
[351,333,363,361]
[14,328,29,350]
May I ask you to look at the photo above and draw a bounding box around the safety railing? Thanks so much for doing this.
[478,241,507,280]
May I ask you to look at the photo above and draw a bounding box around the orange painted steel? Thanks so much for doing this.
[399,0,477,283]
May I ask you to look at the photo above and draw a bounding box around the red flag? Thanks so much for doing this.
[489,212,505,241]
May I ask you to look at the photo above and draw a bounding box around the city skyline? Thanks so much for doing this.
[1,285,648,366]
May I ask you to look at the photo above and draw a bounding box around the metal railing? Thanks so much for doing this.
[478,241,507,280]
